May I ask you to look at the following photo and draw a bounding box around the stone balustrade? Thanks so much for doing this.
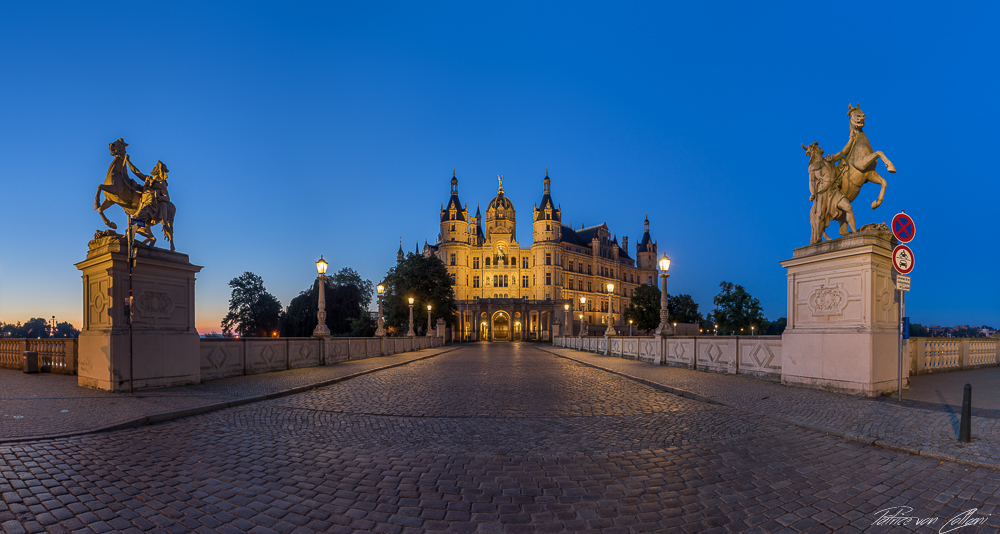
[0,339,78,374]
[0,336,441,380]
[908,337,1000,375]
[554,335,783,380]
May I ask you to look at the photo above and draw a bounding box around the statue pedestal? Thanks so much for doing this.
[75,234,203,391]
[779,224,903,396]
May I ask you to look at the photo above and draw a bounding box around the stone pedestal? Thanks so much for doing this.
[75,233,203,391]
[779,224,903,396]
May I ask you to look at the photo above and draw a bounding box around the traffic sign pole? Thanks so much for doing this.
[891,211,914,402]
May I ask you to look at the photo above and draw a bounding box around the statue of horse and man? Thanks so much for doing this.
[803,103,896,245]
[94,138,176,251]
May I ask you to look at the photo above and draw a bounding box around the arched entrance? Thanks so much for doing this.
[492,311,510,341]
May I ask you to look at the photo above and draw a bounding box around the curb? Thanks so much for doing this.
[539,346,1000,471]
[0,347,458,445]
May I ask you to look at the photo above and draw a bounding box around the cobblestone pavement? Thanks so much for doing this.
[0,348,454,442]
[4,343,1000,533]
[541,346,1000,469]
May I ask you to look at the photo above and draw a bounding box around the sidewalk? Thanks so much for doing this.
[0,346,455,443]
[539,346,1000,470]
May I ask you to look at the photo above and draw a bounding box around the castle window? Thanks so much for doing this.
[568,260,573,271]
[610,269,614,278]
[578,280,583,290]
[522,257,528,269]
[545,213,551,220]
[473,276,480,288]
[522,276,528,288]
[545,253,551,266]
[473,257,480,269]
[451,224,455,231]
[546,224,550,231]
[493,275,498,286]
[648,276,653,285]
[486,257,491,266]
[450,254,456,266]
[588,265,592,275]
[450,273,455,284]
[545,273,551,285]
[587,281,592,292]
[578,264,583,273]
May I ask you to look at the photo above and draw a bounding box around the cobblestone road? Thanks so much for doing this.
[3,343,1000,533]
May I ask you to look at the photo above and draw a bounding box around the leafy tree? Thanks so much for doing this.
[382,253,457,333]
[668,294,703,326]
[710,281,766,335]
[54,322,80,338]
[279,267,375,337]
[21,317,49,338]
[765,318,786,335]
[221,272,282,337]
[623,284,661,331]
[909,322,929,337]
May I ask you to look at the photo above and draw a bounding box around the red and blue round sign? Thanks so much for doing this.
[891,212,915,243]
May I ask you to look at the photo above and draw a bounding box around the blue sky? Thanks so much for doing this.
[1,2,997,333]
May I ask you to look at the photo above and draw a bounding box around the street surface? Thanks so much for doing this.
[3,343,1000,533]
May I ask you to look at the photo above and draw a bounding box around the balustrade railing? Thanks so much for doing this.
[0,339,78,374]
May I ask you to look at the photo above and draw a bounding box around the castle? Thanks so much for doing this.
[407,170,659,341]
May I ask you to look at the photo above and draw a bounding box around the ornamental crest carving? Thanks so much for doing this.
[135,290,175,318]
[807,284,848,316]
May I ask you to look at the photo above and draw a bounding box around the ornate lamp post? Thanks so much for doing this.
[374,283,385,337]
[312,256,331,337]
[654,254,674,336]
[563,304,570,336]
[426,305,433,337]
[579,297,586,337]
[628,319,633,337]
[406,297,416,336]
[605,283,617,336]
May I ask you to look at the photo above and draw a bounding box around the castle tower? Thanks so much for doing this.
[439,169,469,244]
[635,214,658,280]
[485,175,516,244]
[531,170,563,301]
[531,168,562,243]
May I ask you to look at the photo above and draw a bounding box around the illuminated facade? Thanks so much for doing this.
[423,171,659,341]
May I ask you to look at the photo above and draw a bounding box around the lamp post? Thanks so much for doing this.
[374,284,385,337]
[564,304,570,336]
[629,319,633,337]
[312,256,331,337]
[654,254,674,336]
[579,297,586,337]
[426,305,433,337]
[406,297,415,336]
[605,283,617,336]
[714,323,718,336]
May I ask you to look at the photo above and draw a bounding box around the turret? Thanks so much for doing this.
[532,169,562,243]
[635,214,657,273]
[439,169,469,243]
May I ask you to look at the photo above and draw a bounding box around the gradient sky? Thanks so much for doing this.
[1,2,997,334]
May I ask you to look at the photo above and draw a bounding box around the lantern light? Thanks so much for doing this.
[658,254,671,272]
[315,256,328,275]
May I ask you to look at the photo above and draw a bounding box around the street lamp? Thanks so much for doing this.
[654,254,674,336]
[579,297,586,337]
[312,256,331,337]
[605,283,616,336]
[714,323,718,336]
[426,304,433,337]
[629,319,633,337]
[564,303,570,336]
[406,297,416,336]
[375,283,386,337]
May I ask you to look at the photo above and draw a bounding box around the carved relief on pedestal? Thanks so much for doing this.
[807,284,848,316]
[135,290,175,319]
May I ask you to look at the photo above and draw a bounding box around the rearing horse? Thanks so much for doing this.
[94,138,141,230]
[827,103,896,235]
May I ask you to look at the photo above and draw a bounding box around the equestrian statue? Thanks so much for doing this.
[94,138,176,251]
[803,104,896,244]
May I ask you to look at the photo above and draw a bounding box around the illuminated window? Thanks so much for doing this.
[473,257,480,269]
[450,254,456,266]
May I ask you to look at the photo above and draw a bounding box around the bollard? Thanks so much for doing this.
[959,383,972,443]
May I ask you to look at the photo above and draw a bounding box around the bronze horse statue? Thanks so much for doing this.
[94,138,176,251]
[826,103,896,236]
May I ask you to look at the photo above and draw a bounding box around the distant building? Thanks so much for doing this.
[418,170,660,342]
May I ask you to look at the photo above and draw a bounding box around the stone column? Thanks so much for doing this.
[76,234,202,391]
[780,224,902,396]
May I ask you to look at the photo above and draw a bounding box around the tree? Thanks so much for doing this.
[382,253,457,334]
[623,284,661,331]
[765,318,786,335]
[668,294,703,326]
[909,322,929,338]
[221,272,282,337]
[278,267,375,337]
[21,317,49,338]
[710,281,766,335]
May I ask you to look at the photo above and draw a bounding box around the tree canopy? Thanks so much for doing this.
[381,253,456,335]
[278,267,375,337]
[668,294,703,326]
[221,272,282,337]
[709,281,766,335]
[0,318,79,338]
[623,284,661,331]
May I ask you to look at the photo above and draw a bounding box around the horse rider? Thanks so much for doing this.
[124,155,170,223]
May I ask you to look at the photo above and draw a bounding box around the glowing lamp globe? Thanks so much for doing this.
[377,284,384,295]
[315,256,328,275]
[658,254,671,272]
